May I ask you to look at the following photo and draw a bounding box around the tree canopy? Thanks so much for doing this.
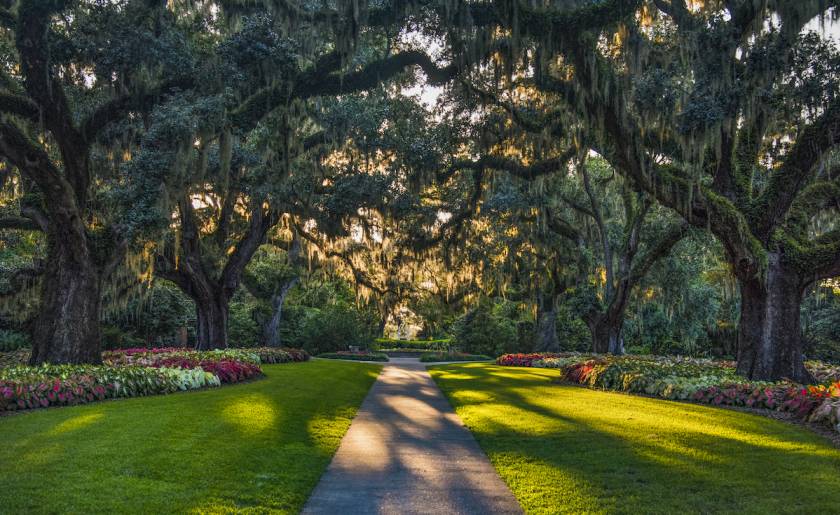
[0,0,838,381]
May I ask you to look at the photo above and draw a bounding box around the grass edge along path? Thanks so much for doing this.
[0,360,382,514]
[429,363,840,515]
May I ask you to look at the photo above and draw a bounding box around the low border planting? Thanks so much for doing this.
[372,338,450,351]
[419,351,491,362]
[0,347,309,412]
[0,349,30,369]
[497,353,840,435]
[317,351,389,362]
[0,364,221,411]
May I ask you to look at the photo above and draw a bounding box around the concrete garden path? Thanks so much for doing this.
[302,358,522,514]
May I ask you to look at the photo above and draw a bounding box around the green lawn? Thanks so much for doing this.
[0,360,381,514]
[430,363,840,515]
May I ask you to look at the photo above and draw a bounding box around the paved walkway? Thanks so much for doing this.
[302,358,522,514]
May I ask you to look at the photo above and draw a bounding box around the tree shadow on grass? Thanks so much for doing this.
[430,364,840,514]
[302,361,523,514]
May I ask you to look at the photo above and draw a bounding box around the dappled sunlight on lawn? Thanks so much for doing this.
[47,412,105,436]
[430,363,840,514]
[306,413,357,454]
[0,361,381,514]
[222,393,280,436]
[20,442,63,469]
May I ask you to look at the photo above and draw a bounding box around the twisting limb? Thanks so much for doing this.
[756,98,840,237]
[0,216,41,231]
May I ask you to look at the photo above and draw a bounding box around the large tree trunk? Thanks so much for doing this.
[195,293,230,350]
[535,295,560,352]
[735,253,811,382]
[263,277,298,347]
[30,239,102,364]
[586,312,625,355]
[377,305,391,337]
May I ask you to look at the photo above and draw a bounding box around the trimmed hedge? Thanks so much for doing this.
[318,351,389,362]
[419,351,491,362]
[373,338,450,351]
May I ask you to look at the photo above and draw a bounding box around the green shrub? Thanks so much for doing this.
[0,330,29,352]
[295,304,375,354]
[555,304,591,352]
[451,302,518,357]
[102,281,195,347]
[228,299,261,347]
[101,326,144,351]
[0,349,29,368]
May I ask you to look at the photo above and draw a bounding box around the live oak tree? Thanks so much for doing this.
[3,0,836,372]
[242,233,303,347]
[549,158,688,354]
[450,150,688,354]
[0,1,197,363]
[441,0,840,381]
[0,0,466,356]
[140,0,489,350]
[401,78,663,353]
[290,92,462,336]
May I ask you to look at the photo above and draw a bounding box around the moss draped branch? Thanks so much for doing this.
[80,77,195,144]
[0,215,41,231]
[0,93,39,121]
[231,50,460,130]
[15,0,99,208]
[628,221,689,283]
[444,149,576,182]
[756,98,840,237]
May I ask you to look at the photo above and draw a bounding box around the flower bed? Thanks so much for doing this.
[103,347,308,371]
[317,351,389,362]
[0,365,220,411]
[496,353,569,367]
[806,361,840,383]
[255,347,309,364]
[497,353,840,434]
[0,347,309,412]
[419,351,491,362]
[102,348,261,367]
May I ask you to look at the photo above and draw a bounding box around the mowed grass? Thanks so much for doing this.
[0,360,381,514]
[429,363,840,515]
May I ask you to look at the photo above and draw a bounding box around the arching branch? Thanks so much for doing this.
[80,77,195,143]
[220,201,280,292]
[758,98,840,236]
[232,50,461,130]
[0,93,39,121]
[628,221,689,283]
[443,149,575,182]
[0,215,41,231]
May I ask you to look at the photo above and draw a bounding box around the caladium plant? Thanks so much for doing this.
[497,353,840,434]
